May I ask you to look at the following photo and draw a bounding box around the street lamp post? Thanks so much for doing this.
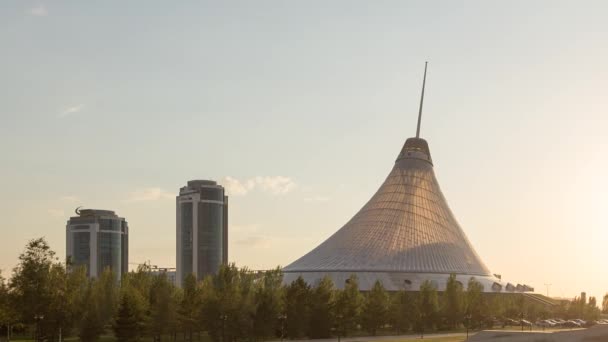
[336,313,343,342]
[465,314,472,340]
[278,314,287,342]
[420,312,425,339]
[220,314,228,342]
[34,314,44,342]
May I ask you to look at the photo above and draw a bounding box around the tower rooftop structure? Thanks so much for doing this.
[283,63,503,292]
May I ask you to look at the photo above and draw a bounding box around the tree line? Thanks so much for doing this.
[0,238,603,342]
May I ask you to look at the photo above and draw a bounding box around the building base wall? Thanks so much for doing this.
[284,271,506,292]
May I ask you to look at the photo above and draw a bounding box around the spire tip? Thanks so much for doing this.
[415,62,428,138]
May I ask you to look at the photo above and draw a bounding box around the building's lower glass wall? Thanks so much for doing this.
[181,202,194,283]
[121,228,128,276]
[72,231,91,277]
[197,202,223,280]
[98,228,122,278]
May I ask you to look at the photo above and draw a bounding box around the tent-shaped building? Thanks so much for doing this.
[284,64,503,292]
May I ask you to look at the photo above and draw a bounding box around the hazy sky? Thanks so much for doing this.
[1,1,607,300]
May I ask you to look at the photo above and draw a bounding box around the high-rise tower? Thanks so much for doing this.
[284,64,502,291]
[176,180,228,286]
[66,208,128,280]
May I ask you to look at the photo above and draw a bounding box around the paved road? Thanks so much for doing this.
[277,332,469,342]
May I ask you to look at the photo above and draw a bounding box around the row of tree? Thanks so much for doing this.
[0,238,603,342]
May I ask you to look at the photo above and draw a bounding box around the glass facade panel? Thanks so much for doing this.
[97,231,122,277]
[72,231,90,276]
[197,201,223,280]
[121,231,128,276]
[200,188,224,201]
[181,202,193,283]
[222,197,228,264]
[99,218,121,231]
[70,218,96,224]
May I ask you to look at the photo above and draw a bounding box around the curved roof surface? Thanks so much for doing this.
[284,137,491,277]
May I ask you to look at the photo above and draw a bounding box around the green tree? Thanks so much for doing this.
[602,293,608,314]
[148,273,176,342]
[589,296,597,308]
[567,296,583,319]
[199,275,222,342]
[167,288,182,342]
[79,280,105,342]
[114,290,146,342]
[333,275,363,337]
[284,276,311,338]
[178,273,200,342]
[9,238,68,341]
[0,271,10,335]
[96,268,120,329]
[234,268,257,340]
[200,264,256,342]
[308,276,334,338]
[361,280,389,335]
[442,274,464,329]
[389,289,412,333]
[486,294,505,324]
[252,268,284,341]
[465,277,486,329]
[50,263,88,340]
[585,296,600,322]
[415,280,439,338]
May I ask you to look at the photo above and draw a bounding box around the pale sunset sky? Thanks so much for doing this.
[1,1,607,300]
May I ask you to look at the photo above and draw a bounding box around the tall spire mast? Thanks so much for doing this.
[416,61,428,138]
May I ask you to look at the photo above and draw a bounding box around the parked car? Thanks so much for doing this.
[536,320,556,328]
[520,319,533,327]
[503,318,519,326]
[563,320,581,328]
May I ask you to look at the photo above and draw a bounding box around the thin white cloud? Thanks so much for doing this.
[221,176,296,196]
[125,188,174,202]
[235,236,275,249]
[234,235,303,250]
[58,104,84,118]
[255,176,296,195]
[304,196,330,202]
[222,176,256,196]
[60,195,79,202]
[231,224,261,234]
[231,223,304,249]
[28,5,47,16]
[47,209,64,218]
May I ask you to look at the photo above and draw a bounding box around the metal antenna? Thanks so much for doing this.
[416,61,428,138]
[544,283,552,297]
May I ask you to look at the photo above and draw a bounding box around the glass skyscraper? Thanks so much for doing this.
[66,209,128,280]
[176,180,228,286]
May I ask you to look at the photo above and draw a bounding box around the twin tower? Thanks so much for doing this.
[66,180,229,286]
[176,180,229,286]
